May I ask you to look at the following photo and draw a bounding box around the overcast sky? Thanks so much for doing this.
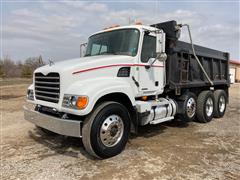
[2,0,240,62]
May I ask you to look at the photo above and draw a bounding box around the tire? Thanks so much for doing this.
[196,91,215,123]
[36,126,57,136]
[82,101,130,159]
[178,92,197,122]
[213,90,227,118]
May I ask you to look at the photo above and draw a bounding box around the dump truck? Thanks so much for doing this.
[24,20,230,158]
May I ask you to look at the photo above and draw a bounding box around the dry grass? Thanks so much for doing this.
[0,78,32,86]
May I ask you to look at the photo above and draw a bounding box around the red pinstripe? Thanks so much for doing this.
[72,64,164,75]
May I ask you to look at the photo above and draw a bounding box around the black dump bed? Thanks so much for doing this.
[151,21,230,93]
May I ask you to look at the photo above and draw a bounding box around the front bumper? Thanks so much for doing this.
[23,103,82,137]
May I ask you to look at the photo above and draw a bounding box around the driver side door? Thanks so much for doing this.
[138,33,163,95]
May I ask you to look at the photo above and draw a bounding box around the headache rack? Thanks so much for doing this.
[34,72,60,103]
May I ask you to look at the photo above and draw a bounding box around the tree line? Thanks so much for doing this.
[0,56,45,78]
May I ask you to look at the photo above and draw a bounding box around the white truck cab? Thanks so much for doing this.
[24,21,229,158]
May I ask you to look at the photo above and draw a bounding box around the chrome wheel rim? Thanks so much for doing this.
[219,96,226,113]
[100,114,124,147]
[186,97,196,118]
[206,97,213,117]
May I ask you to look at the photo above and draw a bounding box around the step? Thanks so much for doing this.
[149,116,174,125]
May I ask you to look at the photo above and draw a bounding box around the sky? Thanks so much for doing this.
[1,0,240,62]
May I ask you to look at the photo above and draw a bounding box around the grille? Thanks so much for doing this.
[35,72,60,103]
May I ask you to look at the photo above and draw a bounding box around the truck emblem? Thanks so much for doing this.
[48,58,55,66]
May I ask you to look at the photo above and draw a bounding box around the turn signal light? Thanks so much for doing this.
[76,96,88,109]
[103,24,120,30]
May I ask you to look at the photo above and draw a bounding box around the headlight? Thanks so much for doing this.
[62,94,88,109]
[27,89,34,100]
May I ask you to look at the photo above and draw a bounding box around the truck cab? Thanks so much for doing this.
[24,21,229,159]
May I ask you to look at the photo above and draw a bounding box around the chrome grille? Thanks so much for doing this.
[35,72,60,103]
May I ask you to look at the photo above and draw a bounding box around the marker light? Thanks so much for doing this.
[27,89,34,100]
[103,24,120,30]
[135,21,143,25]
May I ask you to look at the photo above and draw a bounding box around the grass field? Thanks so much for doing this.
[0,78,32,86]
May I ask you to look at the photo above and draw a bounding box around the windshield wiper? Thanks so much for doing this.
[84,54,91,57]
[99,52,132,56]
[85,52,132,57]
[113,52,133,56]
[98,52,117,55]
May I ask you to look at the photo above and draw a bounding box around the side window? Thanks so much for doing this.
[141,35,156,62]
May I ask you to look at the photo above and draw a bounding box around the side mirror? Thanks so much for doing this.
[156,30,165,54]
[148,30,167,68]
[156,30,167,62]
[80,43,87,57]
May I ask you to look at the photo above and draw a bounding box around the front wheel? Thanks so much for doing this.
[82,101,130,159]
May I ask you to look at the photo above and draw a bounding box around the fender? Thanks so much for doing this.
[61,77,136,115]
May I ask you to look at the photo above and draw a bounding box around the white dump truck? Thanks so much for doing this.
[24,21,230,158]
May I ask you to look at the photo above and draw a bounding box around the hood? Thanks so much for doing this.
[35,55,135,75]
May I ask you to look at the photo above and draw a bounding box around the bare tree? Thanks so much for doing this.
[21,55,45,78]
[0,55,45,78]
[1,56,18,78]
[0,60,4,77]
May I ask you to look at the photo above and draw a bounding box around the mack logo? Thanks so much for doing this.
[48,58,55,66]
[40,71,50,76]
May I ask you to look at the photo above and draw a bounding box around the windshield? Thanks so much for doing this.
[85,29,140,57]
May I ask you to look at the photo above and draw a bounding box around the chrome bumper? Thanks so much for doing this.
[23,103,82,137]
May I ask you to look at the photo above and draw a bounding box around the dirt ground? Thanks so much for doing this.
[1,82,240,180]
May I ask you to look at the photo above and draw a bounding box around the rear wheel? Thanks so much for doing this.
[82,101,130,159]
[213,90,227,118]
[196,91,215,123]
[178,92,197,122]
